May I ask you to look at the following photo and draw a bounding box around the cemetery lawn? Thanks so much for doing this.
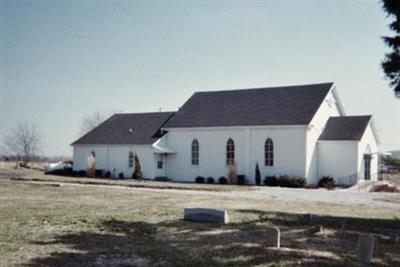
[1,180,399,267]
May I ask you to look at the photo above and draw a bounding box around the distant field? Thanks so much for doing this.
[0,170,399,267]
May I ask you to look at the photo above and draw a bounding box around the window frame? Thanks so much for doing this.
[128,151,134,168]
[264,138,274,167]
[226,138,235,165]
[191,139,199,165]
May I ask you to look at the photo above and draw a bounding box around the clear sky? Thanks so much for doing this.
[1,1,399,157]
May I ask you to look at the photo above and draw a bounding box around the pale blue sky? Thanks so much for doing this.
[1,1,399,157]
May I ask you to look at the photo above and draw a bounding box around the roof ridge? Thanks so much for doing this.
[329,115,372,119]
[113,111,176,116]
[193,82,334,94]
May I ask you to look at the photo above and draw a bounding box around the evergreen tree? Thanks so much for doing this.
[132,154,143,180]
[255,163,261,186]
[382,0,400,98]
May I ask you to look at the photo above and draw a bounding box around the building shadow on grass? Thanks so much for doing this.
[25,210,400,267]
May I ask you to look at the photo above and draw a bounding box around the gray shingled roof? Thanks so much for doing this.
[164,83,333,128]
[319,116,372,141]
[71,112,175,145]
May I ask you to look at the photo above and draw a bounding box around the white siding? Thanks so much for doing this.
[163,126,308,183]
[317,122,379,185]
[357,123,379,181]
[306,89,342,183]
[317,141,359,184]
[73,145,157,178]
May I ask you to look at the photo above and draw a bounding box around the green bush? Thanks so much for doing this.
[285,176,306,188]
[207,177,215,184]
[255,163,261,186]
[132,154,143,180]
[278,175,291,187]
[237,175,245,185]
[118,172,124,179]
[264,176,278,186]
[195,176,205,183]
[264,175,306,188]
[95,169,103,178]
[218,176,228,184]
[318,176,335,189]
[154,176,170,182]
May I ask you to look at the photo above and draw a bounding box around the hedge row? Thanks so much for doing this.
[264,175,306,188]
[195,176,228,185]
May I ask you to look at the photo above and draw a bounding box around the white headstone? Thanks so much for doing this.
[184,208,229,224]
[357,234,374,264]
[266,227,280,248]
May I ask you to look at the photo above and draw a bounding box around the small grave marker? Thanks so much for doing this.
[184,208,229,224]
[357,234,374,264]
[266,227,280,248]
[309,224,323,234]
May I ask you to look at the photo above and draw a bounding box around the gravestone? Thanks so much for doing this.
[184,208,229,224]
[309,224,323,234]
[357,234,374,264]
[266,227,280,248]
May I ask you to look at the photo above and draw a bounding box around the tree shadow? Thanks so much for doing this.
[24,210,400,267]
[236,209,400,231]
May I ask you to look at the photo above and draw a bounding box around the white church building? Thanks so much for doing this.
[72,83,379,186]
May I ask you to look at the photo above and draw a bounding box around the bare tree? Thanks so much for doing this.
[79,111,106,136]
[5,122,41,163]
[79,110,121,136]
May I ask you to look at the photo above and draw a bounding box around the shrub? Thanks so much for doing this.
[278,175,291,187]
[228,162,238,184]
[154,176,170,182]
[264,176,278,186]
[264,175,306,188]
[218,176,228,184]
[132,154,143,180]
[86,155,96,178]
[195,176,205,183]
[95,169,103,178]
[207,177,215,184]
[237,175,245,185]
[318,176,335,189]
[118,172,124,179]
[78,170,86,177]
[45,168,73,176]
[285,176,306,188]
[255,163,261,186]
[104,171,111,178]
[72,170,78,177]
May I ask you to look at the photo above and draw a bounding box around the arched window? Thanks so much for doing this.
[91,151,96,158]
[128,151,134,168]
[191,139,199,165]
[226,138,235,165]
[265,138,274,166]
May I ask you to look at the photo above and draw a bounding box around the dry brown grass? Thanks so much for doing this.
[0,168,255,192]
[0,170,399,267]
